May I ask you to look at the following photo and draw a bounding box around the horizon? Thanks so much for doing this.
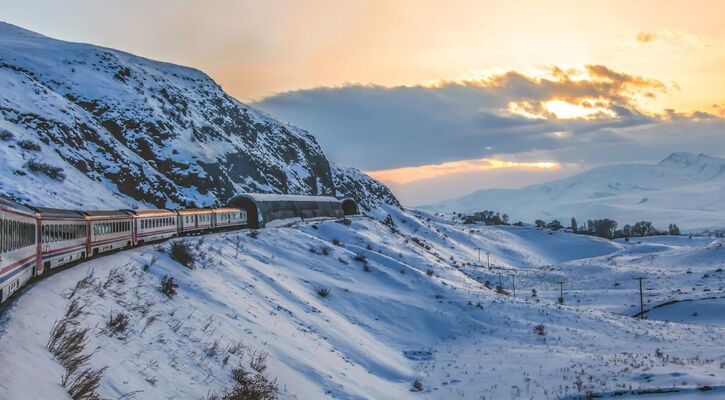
[2,1,725,205]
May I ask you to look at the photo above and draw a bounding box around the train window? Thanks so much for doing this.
[12,220,17,250]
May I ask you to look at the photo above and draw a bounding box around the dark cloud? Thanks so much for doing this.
[254,66,722,172]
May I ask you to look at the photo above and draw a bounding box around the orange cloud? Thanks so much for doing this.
[636,31,657,43]
[632,29,714,48]
[367,157,559,185]
[466,65,667,119]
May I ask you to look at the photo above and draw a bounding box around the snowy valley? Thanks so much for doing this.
[1,206,723,399]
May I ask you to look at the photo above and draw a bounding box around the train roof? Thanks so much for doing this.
[230,193,341,204]
[176,208,213,215]
[124,209,176,217]
[0,195,35,216]
[211,207,243,214]
[80,210,133,219]
[32,207,85,219]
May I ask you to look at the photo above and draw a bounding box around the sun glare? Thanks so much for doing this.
[543,100,616,119]
[367,157,559,185]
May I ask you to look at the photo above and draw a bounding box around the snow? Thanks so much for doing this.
[427,152,725,231]
[236,193,341,203]
[1,206,723,399]
[645,297,725,326]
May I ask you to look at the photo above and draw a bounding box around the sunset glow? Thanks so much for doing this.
[368,158,559,185]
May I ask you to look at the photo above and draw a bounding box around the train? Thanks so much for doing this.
[0,194,358,303]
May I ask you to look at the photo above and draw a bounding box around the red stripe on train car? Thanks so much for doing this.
[42,243,86,256]
[0,254,37,275]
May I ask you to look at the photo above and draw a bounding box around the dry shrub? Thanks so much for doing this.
[160,275,178,298]
[170,241,195,269]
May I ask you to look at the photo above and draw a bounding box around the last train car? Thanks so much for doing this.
[227,193,345,228]
[211,207,247,231]
[0,196,38,302]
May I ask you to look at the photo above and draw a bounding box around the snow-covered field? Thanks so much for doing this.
[427,152,725,231]
[1,206,723,399]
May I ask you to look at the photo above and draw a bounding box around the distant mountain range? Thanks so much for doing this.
[0,22,398,210]
[425,152,725,230]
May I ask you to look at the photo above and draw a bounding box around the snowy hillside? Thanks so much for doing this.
[1,207,723,399]
[332,164,401,210]
[427,152,725,230]
[0,22,397,209]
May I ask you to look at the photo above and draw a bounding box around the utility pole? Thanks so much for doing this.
[511,275,516,298]
[555,281,566,305]
[476,247,481,264]
[487,251,490,269]
[634,277,645,318]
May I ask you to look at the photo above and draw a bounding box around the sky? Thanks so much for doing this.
[2,0,724,205]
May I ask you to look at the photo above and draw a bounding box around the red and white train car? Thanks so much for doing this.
[0,197,37,302]
[211,208,247,231]
[34,207,88,271]
[129,209,177,245]
[83,210,133,256]
[177,209,213,235]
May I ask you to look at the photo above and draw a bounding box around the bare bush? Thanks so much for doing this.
[206,339,221,358]
[534,324,546,336]
[67,271,95,299]
[412,379,423,392]
[248,230,259,239]
[249,350,269,373]
[65,366,107,400]
[353,254,367,263]
[0,129,13,141]
[25,159,66,181]
[160,275,179,298]
[18,139,41,151]
[170,241,195,269]
[316,288,330,298]
[106,312,130,337]
[227,340,247,357]
[225,367,278,400]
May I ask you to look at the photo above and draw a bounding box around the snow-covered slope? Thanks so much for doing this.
[1,208,723,399]
[332,164,401,210]
[427,152,725,230]
[0,22,397,209]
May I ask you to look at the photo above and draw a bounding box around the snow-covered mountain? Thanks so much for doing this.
[427,152,725,230]
[0,22,397,210]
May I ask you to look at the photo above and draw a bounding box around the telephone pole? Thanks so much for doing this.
[487,251,490,269]
[511,275,516,298]
[554,281,566,305]
[634,277,645,318]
